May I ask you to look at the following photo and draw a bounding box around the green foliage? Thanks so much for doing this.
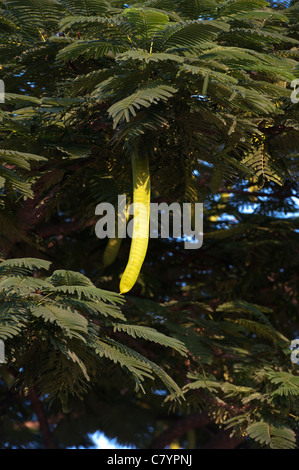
[108,83,178,128]
[0,0,298,450]
[0,258,186,408]
[0,151,46,199]
[1,0,297,187]
[246,422,296,449]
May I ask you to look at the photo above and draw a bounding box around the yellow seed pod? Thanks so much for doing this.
[103,198,130,267]
[119,152,151,294]
[103,237,122,267]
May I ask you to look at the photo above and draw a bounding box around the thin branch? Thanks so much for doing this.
[36,218,95,239]
[28,387,56,449]
[217,188,293,199]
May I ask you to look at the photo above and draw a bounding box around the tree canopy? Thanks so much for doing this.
[0,0,298,450]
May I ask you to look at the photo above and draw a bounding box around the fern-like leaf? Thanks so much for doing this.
[107,83,177,128]
[247,421,296,449]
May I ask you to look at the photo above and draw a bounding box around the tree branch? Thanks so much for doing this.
[201,429,244,449]
[148,412,210,449]
[28,387,56,449]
